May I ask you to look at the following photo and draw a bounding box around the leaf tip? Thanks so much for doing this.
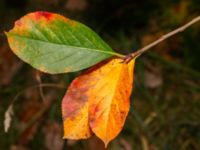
[100,138,112,148]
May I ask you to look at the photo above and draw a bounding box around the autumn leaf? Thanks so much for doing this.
[6,11,122,74]
[62,57,135,146]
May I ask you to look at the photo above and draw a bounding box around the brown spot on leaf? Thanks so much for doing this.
[89,116,96,127]
[120,111,126,120]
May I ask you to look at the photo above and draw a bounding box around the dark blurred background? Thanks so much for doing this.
[0,0,200,150]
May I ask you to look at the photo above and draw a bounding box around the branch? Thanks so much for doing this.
[4,83,65,132]
[124,16,200,62]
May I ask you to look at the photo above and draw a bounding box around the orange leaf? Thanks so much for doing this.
[62,77,92,139]
[62,57,135,146]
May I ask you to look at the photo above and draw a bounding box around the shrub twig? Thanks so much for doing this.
[124,16,200,62]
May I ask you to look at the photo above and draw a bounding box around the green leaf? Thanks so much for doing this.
[6,11,122,74]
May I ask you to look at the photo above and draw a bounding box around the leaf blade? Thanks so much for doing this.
[6,11,122,74]
[88,58,135,146]
[62,72,93,139]
[62,57,135,146]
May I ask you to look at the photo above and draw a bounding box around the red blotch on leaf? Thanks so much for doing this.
[35,11,53,20]
[15,20,22,26]
[62,78,88,120]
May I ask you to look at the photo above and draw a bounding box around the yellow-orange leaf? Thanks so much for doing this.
[62,77,93,139]
[88,58,134,146]
[62,57,135,146]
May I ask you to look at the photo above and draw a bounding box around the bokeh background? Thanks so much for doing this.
[0,0,200,150]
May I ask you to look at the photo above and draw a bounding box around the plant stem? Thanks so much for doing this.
[125,16,200,62]
[4,83,65,132]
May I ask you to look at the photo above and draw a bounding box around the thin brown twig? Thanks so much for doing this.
[36,72,46,102]
[11,83,66,105]
[140,135,149,150]
[17,92,56,137]
[124,16,200,62]
[4,83,66,132]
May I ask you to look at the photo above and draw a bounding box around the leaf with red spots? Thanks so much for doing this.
[6,11,122,74]
[62,57,135,147]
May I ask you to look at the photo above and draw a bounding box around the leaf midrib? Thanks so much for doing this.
[103,63,124,142]
[7,33,124,57]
